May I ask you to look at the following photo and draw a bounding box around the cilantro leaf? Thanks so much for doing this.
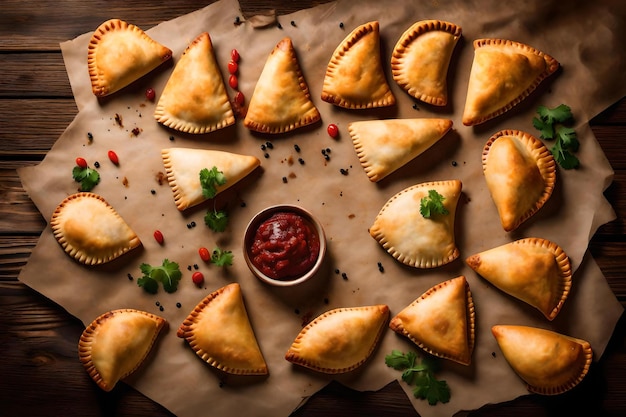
[536,103,573,125]
[136,275,159,294]
[532,116,554,140]
[199,167,227,199]
[533,104,580,170]
[420,190,449,218]
[137,259,182,294]
[211,247,234,267]
[72,166,100,191]
[556,125,579,152]
[204,209,229,232]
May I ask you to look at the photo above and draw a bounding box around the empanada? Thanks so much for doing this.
[370,180,461,268]
[177,283,268,375]
[482,129,556,232]
[391,20,462,106]
[161,148,260,211]
[462,38,559,126]
[466,238,571,320]
[244,38,320,133]
[389,276,475,365]
[285,305,389,374]
[78,309,166,391]
[88,19,172,97]
[51,192,141,265]
[349,118,453,182]
[492,325,592,395]
[321,21,395,109]
[154,32,234,134]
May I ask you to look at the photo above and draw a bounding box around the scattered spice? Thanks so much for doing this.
[290,20,296,27]
[153,230,164,245]
[378,262,385,273]
[294,144,301,152]
[122,177,129,187]
[145,88,156,101]
[341,272,348,280]
[231,48,240,62]
[156,171,166,185]
[108,150,119,165]
[340,168,349,175]
[228,60,238,74]
[264,153,270,159]
[327,123,339,138]
[282,176,288,183]
[339,22,344,29]
[114,113,123,127]
[131,127,142,136]
[176,302,182,308]
[277,22,283,29]
[412,103,419,110]
[298,158,305,165]
[87,132,94,141]
[234,16,241,26]
[151,189,156,195]
[75,157,87,169]
[169,135,175,141]
[451,161,458,167]
[127,273,134,281]
[193,263,199,270]
[199,247,211,262]
[94,161,100,168]
[228,74,238,89]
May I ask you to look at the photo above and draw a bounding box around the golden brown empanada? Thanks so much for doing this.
[161,148,260,211]
[492,325,592,395]
[482,129,556,232]
[370,180,461,268]
[462,38,559,126]
[390,276,475,365]
[349,118,453,182]
[88,19,172,97]
[466,238,571,320]
[321,21,396,109]
[244,38,320,133]
[177,283,268,375]
[391,20,462,106]
[285,305,389,374]
[51,192,141,265]
[154,32,234,134]
[78,309,166,392]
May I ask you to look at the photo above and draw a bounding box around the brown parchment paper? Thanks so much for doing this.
[17,0,626,416]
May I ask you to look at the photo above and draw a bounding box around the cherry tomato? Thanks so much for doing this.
[234,91,245,106]
[231,48,240,63]
[228,60,238,75]
[228,74,238,89]
[145,88,156,101]
[153,230,164,245]
[75,157,88,169]
[192,271,205,286]
[107,150,119,165]
[198,247,210,262]
[327,123,339,138]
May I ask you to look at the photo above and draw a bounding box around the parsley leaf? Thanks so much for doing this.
[204,209,229,232]
[420,190,449,218]
[137,259,182,294]
[72,166,100,191]
[532,104,580,169]
[199,167,227,199]
[211,247,233,267]
[385,350,451,406]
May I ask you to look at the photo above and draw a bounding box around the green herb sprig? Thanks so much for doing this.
[137,259,182,294]
[420,190,449,219]
[199,167,229,232]
[532,104,580,169]
[211,246,233,267]
[72,166,100,191]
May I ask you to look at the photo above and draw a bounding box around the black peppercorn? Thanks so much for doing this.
[294,144,301,152]
[94,161,100,168]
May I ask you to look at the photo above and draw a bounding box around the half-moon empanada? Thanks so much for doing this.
[492,325,592,395]
[78,309,166,391]
[391,20,462,106]
[177,283,268,375]
[389,276,475,365]
[349,118,453,182]
[244,37,320,133]
[482,129,556,232]
[370,180,462,268]
[285,305,389,374]
[462,38,559,126]
[321,21,395,109]
[154,32,234,134]
[161,148,260,211]
[466,238,571,320]
[88,19,172,97]
[51,192,141,265]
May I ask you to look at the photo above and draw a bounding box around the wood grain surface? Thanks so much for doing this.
[1,1,624,416]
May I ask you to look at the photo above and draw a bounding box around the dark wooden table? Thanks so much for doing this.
[1,1,624,416]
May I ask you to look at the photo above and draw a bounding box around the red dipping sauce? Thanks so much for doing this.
[249,211,320,280]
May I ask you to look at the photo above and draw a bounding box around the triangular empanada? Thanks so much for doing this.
[161,148,260,211]
[370,180,462,268]
[321,21,396,109]
[389,276,475,365]
[349,118,453,182]
[244,37,320,133]
[492,325,592,395]
[78,309,166,391]
[177,283,268,375]
[154,32,234,134]
[466,238,571,320]
[51,192,141,265]
[482,129,556,232]
[88,19,172,97]
[462,38,559,126]
[285,305,389,374]
[391,20,462,106]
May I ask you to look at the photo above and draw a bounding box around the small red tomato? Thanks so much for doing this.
[234,91,245,106]
[107,150,119,165]
[153,230,164,245]
[198,247,210,262]
[327,123,339,138]
[75,157,88,169]
[145,88,156,101]
[231,48,240,63]
[228,60,238,75]
[228,74,238,89]
[192,271,204,286]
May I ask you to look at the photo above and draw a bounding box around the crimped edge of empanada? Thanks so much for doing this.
[78,309,166,392]
[391,20,462,106]
[50,192,141,265]
[482,129,556,232]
